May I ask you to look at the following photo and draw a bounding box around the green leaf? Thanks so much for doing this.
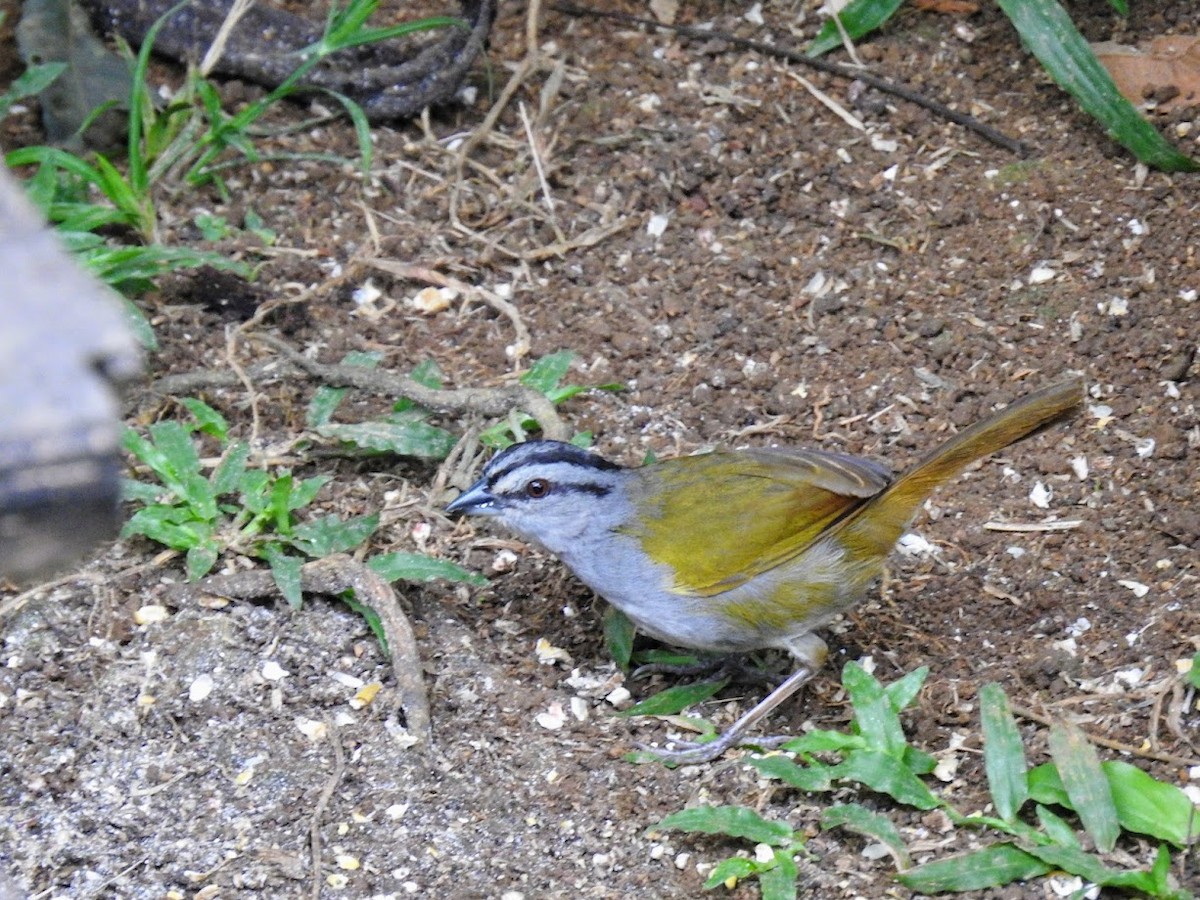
[653,805,794,846]
[997,0,1198,172]
[338,590,388,652]
[290,513,380,557]
[316,420,457,459]
[121,297,158,349]
[980,683,1029,823]
[306,350,382,427]
[210,441,250,496]
[629,648,701,668]
[267,473,296,534]
[897,843,1052,892]
[781,729,866,756]
[1034,804,1080,849]
[703,857,760,890]
[619,678,729,717]
[367,552,487,585]
[287,475,331,511]
[1103,760,1198,847]
[820,803,911,869]
[1048,720,1119,853]
[758,850,799,900]
[1019,840,1169,893]
[830,750,941,810]
[842,662,906,758]
[807,0,904,58]
[238,470,272,512]
[121,478,164,504]
[185,542,220,581]
[747,755,836,792]
[520,350,575,394]
[121,506,209,550]
[193,213,232,241]
[603,605,635,670]
[180,397,229,439]
[882,665,928,712]
[1189,652,1200,690]
[261,545,304,608]
[0,61,68,119]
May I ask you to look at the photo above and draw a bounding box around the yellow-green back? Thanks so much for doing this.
[622,448,891,596]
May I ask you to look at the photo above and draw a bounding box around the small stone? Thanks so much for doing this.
[1161,346,1194,382]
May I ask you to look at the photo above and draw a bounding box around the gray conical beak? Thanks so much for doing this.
[446,479,499,516]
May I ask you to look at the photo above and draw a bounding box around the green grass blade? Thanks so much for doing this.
[996,0,1198,171]
[807,0,905,58]
[980,683,1029,822]
[1047,721,1119,853]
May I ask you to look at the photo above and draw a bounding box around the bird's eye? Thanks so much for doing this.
[524,478,551,499]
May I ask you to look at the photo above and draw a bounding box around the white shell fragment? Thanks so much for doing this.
[535,702,566,730]
[1029,265,1057,285]
[647,213,670,238]
[1070,455,1089,480]
[296,717,328,741]
[1028,481,1053,509]
[261,660,288,681]
[188,674,215,702]
[1117,579,1150,598]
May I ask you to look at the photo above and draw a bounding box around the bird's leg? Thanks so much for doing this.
[637,633,828,766]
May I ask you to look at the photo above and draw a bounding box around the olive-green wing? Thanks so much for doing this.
[623,448,891,596]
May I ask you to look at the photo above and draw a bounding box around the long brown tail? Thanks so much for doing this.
[840,377,1085,557]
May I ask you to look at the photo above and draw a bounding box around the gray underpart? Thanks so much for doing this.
[0,166,141,581]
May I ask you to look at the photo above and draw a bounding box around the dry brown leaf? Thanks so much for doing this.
[1093,35,1200,111]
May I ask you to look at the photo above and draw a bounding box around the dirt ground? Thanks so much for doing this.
[2,0,1199,897]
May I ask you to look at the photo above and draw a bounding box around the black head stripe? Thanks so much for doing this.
[485,440,620,489]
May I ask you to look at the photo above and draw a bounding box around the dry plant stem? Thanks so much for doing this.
[253,333,569,439]
[367,259,532,362]
[149,337,569,440]
[1010,701,1200,768]
[309,719,345,900]
[449,0,545,225]
[552,4,1032,157]
[168,555,433,744]
[201,0,256,76]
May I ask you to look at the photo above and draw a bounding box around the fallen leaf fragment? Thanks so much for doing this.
[1093,36,1200,112]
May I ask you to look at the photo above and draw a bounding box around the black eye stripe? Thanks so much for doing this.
[511,482,611,500]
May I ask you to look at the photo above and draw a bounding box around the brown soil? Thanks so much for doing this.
[3,1,1198,898]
